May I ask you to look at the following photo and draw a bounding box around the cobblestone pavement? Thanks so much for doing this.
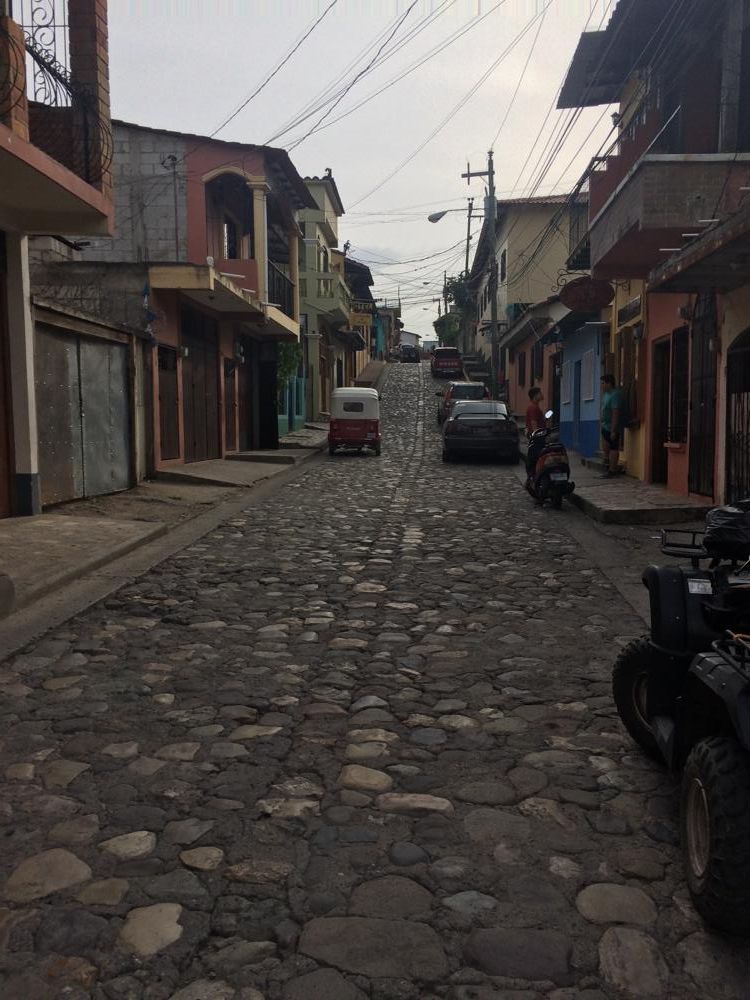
[2,364,750,1000]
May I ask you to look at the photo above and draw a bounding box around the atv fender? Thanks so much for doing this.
[681,652,750,759]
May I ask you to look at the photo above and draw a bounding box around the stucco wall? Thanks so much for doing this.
[560,326,603,458]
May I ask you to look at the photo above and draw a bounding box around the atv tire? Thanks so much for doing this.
[681,736,750,935]
[612,636,661,761]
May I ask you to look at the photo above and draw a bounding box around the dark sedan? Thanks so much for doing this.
[441,400,520,463]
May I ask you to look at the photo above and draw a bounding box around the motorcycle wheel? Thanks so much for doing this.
[681,736,750,936]
[611,636,661,760]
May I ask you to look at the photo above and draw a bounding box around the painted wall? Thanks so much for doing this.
[559,326,603,458]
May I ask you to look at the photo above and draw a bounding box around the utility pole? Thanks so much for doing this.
[465,197,474,275]
[462,152,497,392]
[443,270,448,317]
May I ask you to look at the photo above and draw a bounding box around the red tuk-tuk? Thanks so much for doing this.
[328,387,381,456]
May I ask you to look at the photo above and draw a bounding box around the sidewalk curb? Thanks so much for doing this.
[0,448,324,652]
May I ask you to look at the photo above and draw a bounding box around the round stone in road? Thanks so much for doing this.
[465,927,572,984]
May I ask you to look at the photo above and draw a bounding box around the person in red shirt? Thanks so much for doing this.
[525,387,546,435]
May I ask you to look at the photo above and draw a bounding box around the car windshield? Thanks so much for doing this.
[451,385,485,399]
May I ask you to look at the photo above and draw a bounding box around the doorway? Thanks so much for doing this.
[549,353,561,421]
[158,346,179,461]
[181,308,220,464]
[688,293,718,497]
[0,236,12,518]
[726,328,750,503]
[651,339,671,484]
[224,358,237,451]
[573,359,582,451]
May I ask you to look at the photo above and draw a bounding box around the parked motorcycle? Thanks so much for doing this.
[525,410,575,509]
[612,502,750,934]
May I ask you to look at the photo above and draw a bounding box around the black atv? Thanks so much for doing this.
[612,502,750,934]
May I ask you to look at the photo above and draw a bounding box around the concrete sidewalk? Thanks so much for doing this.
[566,452,712,524]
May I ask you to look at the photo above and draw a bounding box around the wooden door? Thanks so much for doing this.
[0,247,12,518]
[182,309,220,463]
[158,346,179,461]
[224,358,237,451]
[688,294,717,497]
[651,339,670,484]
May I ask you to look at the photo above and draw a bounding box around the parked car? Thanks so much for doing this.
[436,381,489,424]
[400,344,421,363]
[441,400,520,463]
[430,346,463,379]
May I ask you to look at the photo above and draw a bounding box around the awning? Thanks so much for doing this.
[498,299,570,351]
[334,328,367,351]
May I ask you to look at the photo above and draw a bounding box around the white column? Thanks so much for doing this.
[249,183,269,302]
[5,233,40,514]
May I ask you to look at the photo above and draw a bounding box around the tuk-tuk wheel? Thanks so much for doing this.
[374,444,381,456]
[681,736,750,935]
[328,443,336,456]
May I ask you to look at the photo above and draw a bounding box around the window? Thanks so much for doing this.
[582,349,595,401]
[669,326,689,442]
[517,351,526,387]
[223,216,239,259]
[500,249,507,283]
[343,401,364,413]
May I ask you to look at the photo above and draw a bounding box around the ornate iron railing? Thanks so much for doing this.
[7,0,112,186]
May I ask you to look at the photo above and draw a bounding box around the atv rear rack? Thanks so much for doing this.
[661,528,708,567]
[714,632,750,671]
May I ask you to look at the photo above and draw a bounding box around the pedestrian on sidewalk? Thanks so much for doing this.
[525,387,547,435]
[600,374,624,477]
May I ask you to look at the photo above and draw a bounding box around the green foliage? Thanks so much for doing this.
[433,313,460,345]
[277,342,303,389]
[444,274,473,318]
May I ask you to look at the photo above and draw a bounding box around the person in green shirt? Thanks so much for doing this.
[601,374,624,477]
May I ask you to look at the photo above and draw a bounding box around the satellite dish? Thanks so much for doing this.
[206,255,215,268]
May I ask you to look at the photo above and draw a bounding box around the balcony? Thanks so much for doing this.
[0,8,112,234]
[268,261,294,319]
[589,154,750,279]
[300,269,351,325]
[216,259,259,297]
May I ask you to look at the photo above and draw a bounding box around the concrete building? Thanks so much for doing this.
[0,0,113,517]
[298,171,353,419]
[559,0,750,501]
[32,121,314,499]
[469,195,588,400]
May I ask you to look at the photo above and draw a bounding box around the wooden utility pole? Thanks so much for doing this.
[462,152,497,388]
[465,197,474,275]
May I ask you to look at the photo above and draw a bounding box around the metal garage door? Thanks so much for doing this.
[36,327,131,505]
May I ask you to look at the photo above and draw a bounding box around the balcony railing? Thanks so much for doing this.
[269,261,294,319]
[1,2,112,186]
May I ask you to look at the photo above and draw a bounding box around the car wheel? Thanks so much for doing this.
[681,736,750,935]
[611,636,662,760]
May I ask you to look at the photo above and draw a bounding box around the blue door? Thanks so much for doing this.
[573,360,582,451]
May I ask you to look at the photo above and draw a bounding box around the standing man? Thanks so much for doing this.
[525,387,547,435]
[601,374,624,477]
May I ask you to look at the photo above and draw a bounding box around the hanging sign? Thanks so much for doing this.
[559,276,615,312]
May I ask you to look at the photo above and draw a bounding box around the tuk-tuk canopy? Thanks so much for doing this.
[330,387,380,421]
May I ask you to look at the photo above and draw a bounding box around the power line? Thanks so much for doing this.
[209,0,339,140]
[287,0,421,151]
[349,0,554,210]
[490,1,549,151]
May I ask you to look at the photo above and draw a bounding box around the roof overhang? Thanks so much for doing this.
[648,204,750,293]
[149,264,265,317]
[0,122,112,235]
[334,328,367,350]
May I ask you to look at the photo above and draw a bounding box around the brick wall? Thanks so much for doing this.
[81,124,189,264]
[68,0,112,199]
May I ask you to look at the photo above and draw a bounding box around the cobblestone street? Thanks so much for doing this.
[2,363,750,1000]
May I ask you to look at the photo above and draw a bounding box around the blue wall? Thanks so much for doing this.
[559,326,602,458]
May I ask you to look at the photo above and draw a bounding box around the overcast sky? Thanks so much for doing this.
[109,0,614,341]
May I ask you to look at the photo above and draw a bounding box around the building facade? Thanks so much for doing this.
[0,0,113,517]
[559,0,750,500]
